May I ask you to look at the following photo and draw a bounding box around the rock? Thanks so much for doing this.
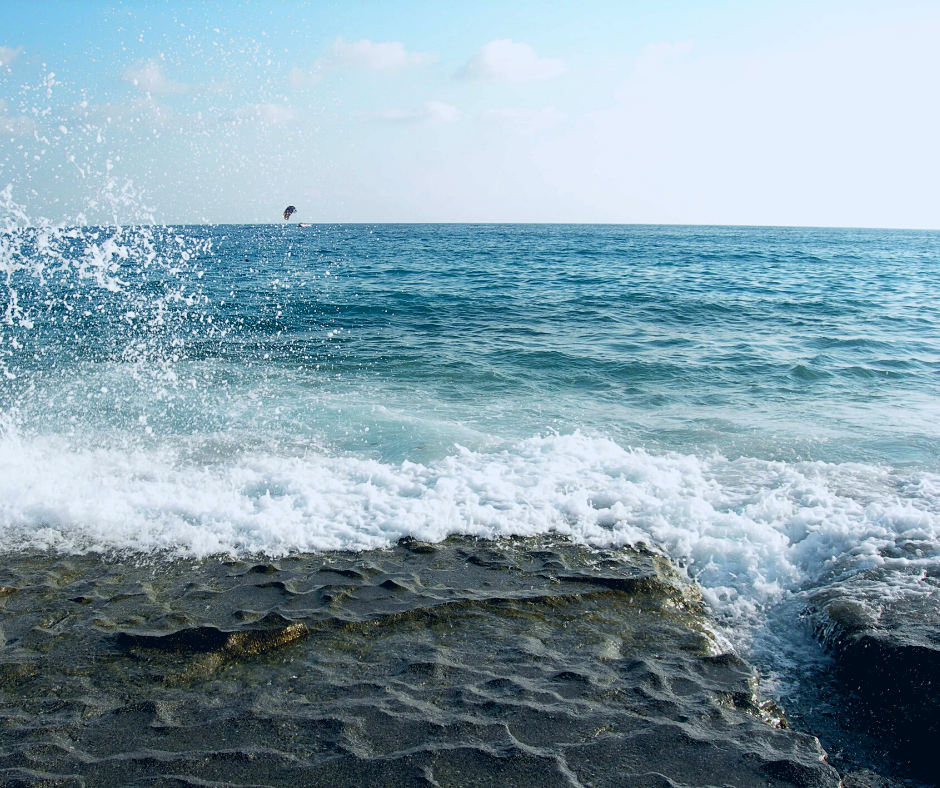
[0,537,842,787]
[804,567,940,784]
[118,615,308,657]
[841,769,903,788]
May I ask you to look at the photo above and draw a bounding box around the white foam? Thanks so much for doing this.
[1,426,937,620]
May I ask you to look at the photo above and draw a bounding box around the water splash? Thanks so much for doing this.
[0,182,213,394]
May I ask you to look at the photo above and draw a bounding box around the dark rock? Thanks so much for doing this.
[841,769,903,788]
[804,567,940,784]
[398,535,440,553]
[0,768,84,788]
[558,572,685,598]
[117,618,308,657]
[243,563,280,574]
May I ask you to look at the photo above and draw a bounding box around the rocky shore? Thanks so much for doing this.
[0,536,902,787]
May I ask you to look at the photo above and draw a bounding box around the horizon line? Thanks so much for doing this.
[15,221,940,233]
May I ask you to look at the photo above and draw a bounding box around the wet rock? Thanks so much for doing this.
[0,537,842,787]
[0,768,84,788]
[397,535,440,554]
[557,571,687,599]
[242,563,280,575]
[804,567,940,784]
[841,769,904,788]
[118,616,308,657]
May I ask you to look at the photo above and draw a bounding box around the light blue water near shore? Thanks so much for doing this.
[2,222,939,627]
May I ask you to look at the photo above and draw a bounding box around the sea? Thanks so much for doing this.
[1,216,939,785]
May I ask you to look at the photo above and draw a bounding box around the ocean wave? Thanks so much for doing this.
[1,427,937,621]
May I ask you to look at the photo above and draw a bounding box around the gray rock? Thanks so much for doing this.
[0,537,843,787]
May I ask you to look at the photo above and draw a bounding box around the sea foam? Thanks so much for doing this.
[1,425,936,621]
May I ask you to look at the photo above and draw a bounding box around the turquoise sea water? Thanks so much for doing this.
[3,224,939,610]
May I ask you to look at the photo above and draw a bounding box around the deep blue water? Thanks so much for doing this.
[198,224,940,467]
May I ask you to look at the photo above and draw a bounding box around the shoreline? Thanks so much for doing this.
[0,534,896,788]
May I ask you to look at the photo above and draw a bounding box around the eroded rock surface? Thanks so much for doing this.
[0,537,840,787]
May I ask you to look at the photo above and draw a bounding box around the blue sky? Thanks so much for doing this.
[1,0,938,227]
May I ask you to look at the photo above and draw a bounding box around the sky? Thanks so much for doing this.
[1,0,938,227]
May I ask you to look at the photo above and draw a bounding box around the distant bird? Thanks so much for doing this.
[283,205,297,221]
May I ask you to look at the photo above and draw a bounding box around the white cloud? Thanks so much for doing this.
[480,106,566,133]
[368,101,461,125]
[231,103,296,126]
[0,46,22,67]
[289,66,323,89]
[0,98,36,137]
[457,39,565,82]
[522,22,940,228]
[122,60,189,95]
[331,37,436,71]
